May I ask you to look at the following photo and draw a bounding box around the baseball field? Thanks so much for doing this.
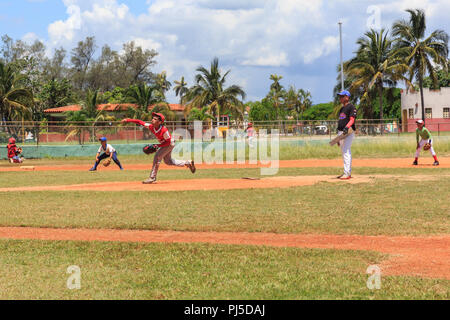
[0,140,449,300]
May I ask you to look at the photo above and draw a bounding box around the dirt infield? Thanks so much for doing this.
[0,227,448,280]
[0,175,411,192]
[0,174,445,192]
[1,157,449,172]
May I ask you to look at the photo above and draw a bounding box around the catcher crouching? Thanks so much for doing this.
[413,120,439,166]
[89,137,124,171]
[122,112,196,184]
[6,137,25,163]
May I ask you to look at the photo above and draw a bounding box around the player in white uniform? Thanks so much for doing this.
[336,90,357,180]
[89,137,124,171]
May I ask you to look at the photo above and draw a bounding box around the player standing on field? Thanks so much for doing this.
[413,120,439,166]
[122,112,196,184]
[336,90,357,180]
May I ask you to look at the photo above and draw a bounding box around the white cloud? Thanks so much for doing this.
[303,36,339,64]
[41,0,449,104]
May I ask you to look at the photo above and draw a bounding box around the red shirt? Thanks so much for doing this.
[7,144,19,159]
[125,119,172,147]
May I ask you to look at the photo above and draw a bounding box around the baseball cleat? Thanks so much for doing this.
[188,160,196,173]
[433,161,439,166]
[89,167,96,171]
[142,177,156,184]
[339,174,352,180]
[412,160,418,165]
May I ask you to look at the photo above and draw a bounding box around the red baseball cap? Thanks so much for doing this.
[152,112,165,123]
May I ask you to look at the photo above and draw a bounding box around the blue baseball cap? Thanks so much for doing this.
[99,137,107,142]
[337,90,351,97]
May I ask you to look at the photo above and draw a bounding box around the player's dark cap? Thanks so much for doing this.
[99,137,107,142]
[152,112,165,123]
[337,90,351,97]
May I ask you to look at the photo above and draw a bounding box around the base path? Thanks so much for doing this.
[0,227,448,280]
[1,157,449,172]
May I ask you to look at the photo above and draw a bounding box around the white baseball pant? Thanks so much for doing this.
[415,139,436,157]
[338,131,355,176]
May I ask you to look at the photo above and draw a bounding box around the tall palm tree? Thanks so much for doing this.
[183,57,246,120]
[173,76,188,104]
[392,9,449,121]
[267,74,285,119]
[345,29,410,120]
[0,62,33,124]
[155,71,171,101]
[285,86,312,120]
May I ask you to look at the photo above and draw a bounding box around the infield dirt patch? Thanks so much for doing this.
[0,175,394,192]
[0,227,448,280]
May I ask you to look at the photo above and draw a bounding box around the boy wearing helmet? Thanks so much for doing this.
[122,112,196,184]
[89,137,124,171]
[413,120,439,166]
[7,138,25,163]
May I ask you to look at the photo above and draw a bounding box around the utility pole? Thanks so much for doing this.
[339,21,344,91]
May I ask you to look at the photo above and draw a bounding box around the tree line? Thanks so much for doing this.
[335,9,448,121]
[0,8,448,127]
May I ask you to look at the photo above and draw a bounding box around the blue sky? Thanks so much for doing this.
[1,0,449,104]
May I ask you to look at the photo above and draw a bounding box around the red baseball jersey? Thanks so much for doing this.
[124,119,172,147]
[7,144,18,159]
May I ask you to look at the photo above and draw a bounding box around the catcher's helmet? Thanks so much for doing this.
[9,137,16,144]
[152,112,165,123]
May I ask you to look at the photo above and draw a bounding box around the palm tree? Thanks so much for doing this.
[285,86,312,120]
[267,74,285,119]
[183,57,246,120]
[392,9,449,121]
[345,29,410,120]
[155,71,171,100]
[64,110,89,145]
[173,76,188,104]
[0,62,33,125]
[188,105,216,121]
[126,83,157,119]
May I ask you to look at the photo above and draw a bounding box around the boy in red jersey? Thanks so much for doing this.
[122,112,196,184]
[6,137,25,163]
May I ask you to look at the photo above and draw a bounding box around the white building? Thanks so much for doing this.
[401,87,450,132]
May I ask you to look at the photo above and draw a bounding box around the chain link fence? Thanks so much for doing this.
[1,118,448,145]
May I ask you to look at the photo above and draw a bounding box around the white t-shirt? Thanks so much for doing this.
[98,144,116,155]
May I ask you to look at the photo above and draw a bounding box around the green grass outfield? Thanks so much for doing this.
[0,164,448,300]
[0,240,448,300]
[1,170,449,236]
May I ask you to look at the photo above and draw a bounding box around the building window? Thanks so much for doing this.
[444,108,450,119]
[408,109,414,119]
[425,108,432,119]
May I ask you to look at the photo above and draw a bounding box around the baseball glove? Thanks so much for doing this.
[423,143,432,151]
[143,144,158,155]
[103,158,112,167]
[16,147,22,155]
